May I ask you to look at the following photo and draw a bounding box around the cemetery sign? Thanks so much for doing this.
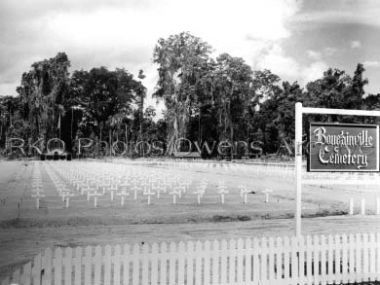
[308,123,379,172]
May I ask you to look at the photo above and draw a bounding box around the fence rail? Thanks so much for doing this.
[2,232,380,285]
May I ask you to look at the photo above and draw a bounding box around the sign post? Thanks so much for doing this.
[295,103,303,237]
[294,102,380,237]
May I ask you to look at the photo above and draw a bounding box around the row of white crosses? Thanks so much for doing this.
[43,164,76,208]
[31,163,45,209]
[116,159,294,179]
[43,161,275,207]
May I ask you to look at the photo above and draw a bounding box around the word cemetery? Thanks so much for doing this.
[309,123,379,171]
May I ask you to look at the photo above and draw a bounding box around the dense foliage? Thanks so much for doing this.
[1,32,380,158]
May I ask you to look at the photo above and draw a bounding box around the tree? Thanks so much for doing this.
[211,54,254,153]
[136,70,146,140]
[153,32,212,154]
[16,52,71,140]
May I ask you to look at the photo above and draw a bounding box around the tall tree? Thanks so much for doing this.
[153,32,212,154]
[16,52,70,140]
[212,53,254,145]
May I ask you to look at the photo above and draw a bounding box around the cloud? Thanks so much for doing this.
[324,47,337,56]
[363,60,380,67]
[307,50,322,60]
[291,0,380,28]
[302,61,328,83]
[0,0,303,97]
[351,40,361,49]
[256,44,327,85]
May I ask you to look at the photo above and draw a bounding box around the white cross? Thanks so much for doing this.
[193,188,205,205]
[169,190,181,204]
[87,192,103,207]
[239,185,250,204]
[116,190,130,206]
[31,192,45,209]
[217,183,229,204]
[143,189,156,205]
[263,189,273,203]
[61,192,75,208]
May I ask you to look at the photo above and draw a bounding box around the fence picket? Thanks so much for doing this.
[21,262,32,285]
[283,236,290,284]
[64,247,73,285]
[341,234,348,284]
[245,238,252,283]
[220,240,227,284]
[327,235,334,283]
[204,240,211,285]
[305,235,312,285]
[32,253,42,285]
[54,247,63,285]
[320,235,327,285]
[169,242,177,285]
[376,233,380,281]
[132,244,140,285]
[335,234,342,284]
[41,248,52,285]
[84,246,92,285]
[43,248,52,285]
[369,233,376,281]
[356,233,362,283]
[74,247,82,285]
[94,246,102,285]
[348,234,355,284]
[3,232,380,285]
[290,236,298,284]
[252,238,259,284]
[363,233,369,282]
[212,240,219,285]
[275,237,282,283]
[236,238,244,284]
[151,243,159,285]
[313,235,320,284]
[264,237,270,283]
[114,245,121,285]
[141,244,149,285]
[229,239,236,284]
[123,244,131,285]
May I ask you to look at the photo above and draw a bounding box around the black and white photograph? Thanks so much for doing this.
[1,0,380,284]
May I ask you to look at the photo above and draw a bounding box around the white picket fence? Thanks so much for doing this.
[2,232,380,285]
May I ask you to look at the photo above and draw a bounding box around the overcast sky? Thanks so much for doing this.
[1,0,380,110]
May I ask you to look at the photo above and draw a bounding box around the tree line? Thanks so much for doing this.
[1,32,380,159]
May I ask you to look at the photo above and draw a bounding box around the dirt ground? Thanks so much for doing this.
[0,159,379,279]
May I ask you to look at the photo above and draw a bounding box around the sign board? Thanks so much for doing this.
[308,123,379,172]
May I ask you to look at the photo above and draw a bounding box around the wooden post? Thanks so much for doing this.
[295,102,303,237]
